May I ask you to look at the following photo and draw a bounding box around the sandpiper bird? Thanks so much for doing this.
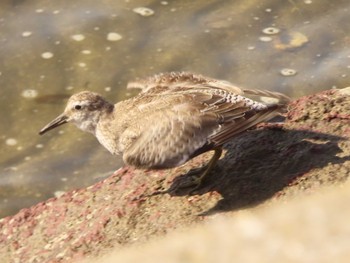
[39,72,290,190]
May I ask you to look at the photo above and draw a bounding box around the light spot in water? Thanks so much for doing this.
[161,1,168,5]
[41,52,54,59]
[58,130,65,134]
[85,10,91,14]
[105,46,111,51]
[81,50,91,54]
[66,86,74,90]
[253,17,260,20]
[247,46,255,50]
[71,34,85,41]
[55,41,60,45]
[94,27,100,31]
[36,144,44,149]
[53,10,60,14]
[24,156,31,161]
[6,138,17,146]
[259,36,272,42]
[105,87,111,92]
[170,8,177,12]
[304,0,312,4]
[107,32,122,41]
[78,62,86,67]
[22,31,32,37]
[280,68,297,76]
[265,8,272,12]
[262,27,280,35]
[341,74,347,78]
[133,7,155,16]
[61,177,68,182]
[35,9,44,13]
[21,89,38,98]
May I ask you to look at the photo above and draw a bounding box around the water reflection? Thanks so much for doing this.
[0,0,349,217]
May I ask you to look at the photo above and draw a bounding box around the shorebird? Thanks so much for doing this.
[39,72,290,190]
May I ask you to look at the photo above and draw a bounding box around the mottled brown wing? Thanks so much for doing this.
[127,72,244,95]
[122,93,252,169]
[209,104,281,146]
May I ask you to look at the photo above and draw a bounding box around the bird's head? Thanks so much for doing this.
[39,91,113,135]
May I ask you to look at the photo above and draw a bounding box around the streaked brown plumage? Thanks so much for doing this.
[39,72,290,189]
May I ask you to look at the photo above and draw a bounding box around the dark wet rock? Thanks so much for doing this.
[1,89,350,262]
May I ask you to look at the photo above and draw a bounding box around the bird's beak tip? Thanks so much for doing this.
[39,113,68,135]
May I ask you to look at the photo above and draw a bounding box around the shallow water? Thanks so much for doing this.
[0,0,349,217]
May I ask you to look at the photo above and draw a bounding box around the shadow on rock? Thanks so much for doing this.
[167,128,349,214]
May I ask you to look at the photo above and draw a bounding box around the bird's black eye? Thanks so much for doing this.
[74,105,82,110]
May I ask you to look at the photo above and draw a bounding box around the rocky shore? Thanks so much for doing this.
[1,88,350,262]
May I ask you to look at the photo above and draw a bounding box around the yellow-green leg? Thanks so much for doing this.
[145,147,223,197]
[178,147,223,192]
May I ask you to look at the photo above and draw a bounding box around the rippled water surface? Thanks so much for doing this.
[1,0,349,217]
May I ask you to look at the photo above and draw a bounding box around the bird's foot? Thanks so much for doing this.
[165,166,208,195]
[142,167,207,197]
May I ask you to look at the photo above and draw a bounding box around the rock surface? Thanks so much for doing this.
[92,181,350,263]
[1,89,350,262]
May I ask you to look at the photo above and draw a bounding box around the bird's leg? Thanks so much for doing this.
[143,148,222,198]
[177,147,223,191]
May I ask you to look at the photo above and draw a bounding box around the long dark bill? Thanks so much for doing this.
[39,113,68,135]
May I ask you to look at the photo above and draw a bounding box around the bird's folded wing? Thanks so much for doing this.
[122,93,253,169]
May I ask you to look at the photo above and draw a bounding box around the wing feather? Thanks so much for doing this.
[121,80,284,169]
